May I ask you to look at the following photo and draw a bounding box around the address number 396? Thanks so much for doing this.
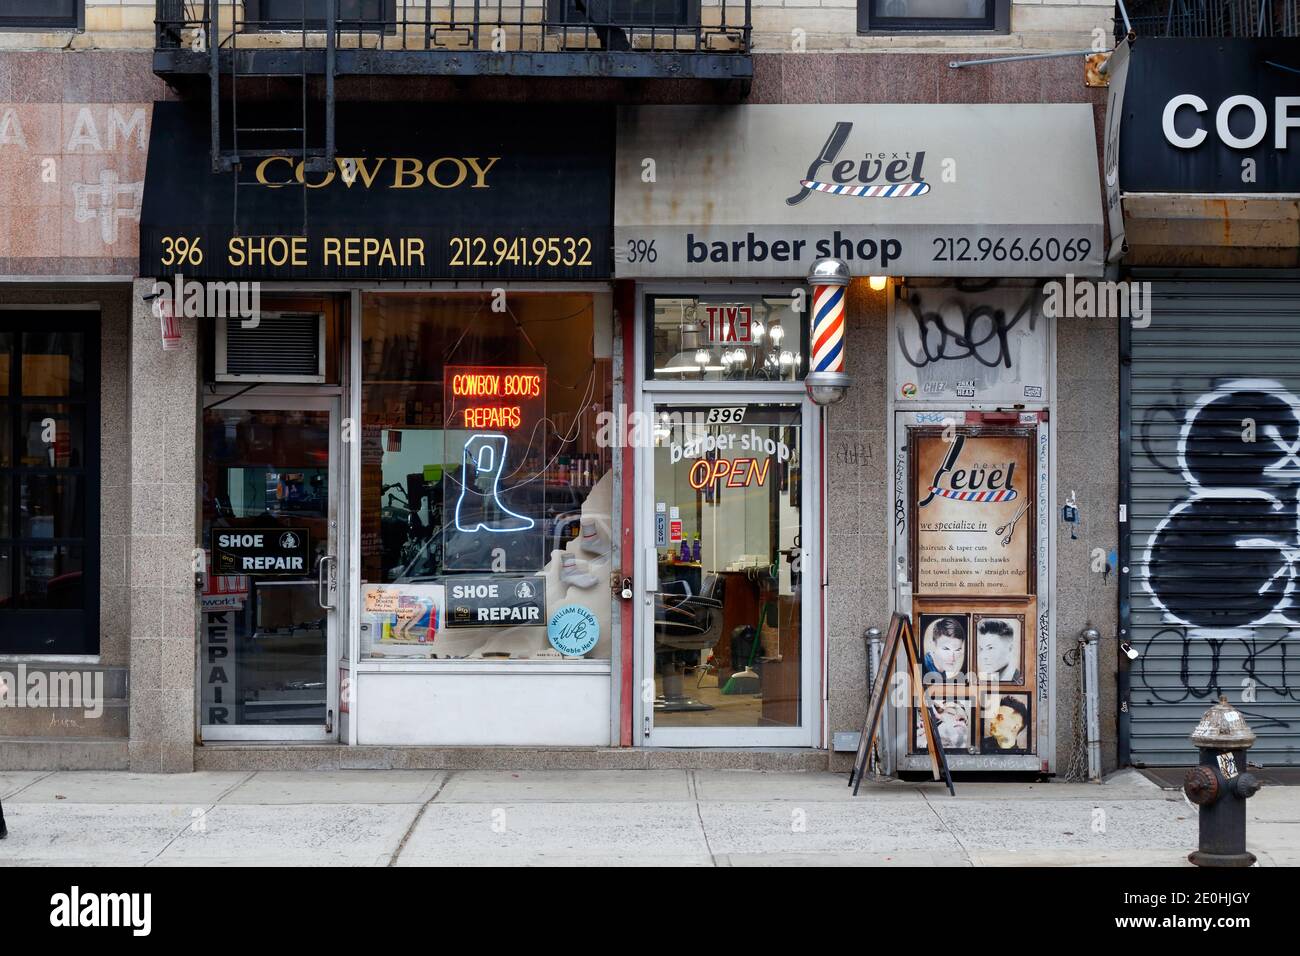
[160,235,204,267]
[625,239,657,263]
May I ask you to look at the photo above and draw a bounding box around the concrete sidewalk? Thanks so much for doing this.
[0,768,1295,866]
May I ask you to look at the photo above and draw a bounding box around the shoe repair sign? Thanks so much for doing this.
[213,528,311,576]
[446,575,545,627]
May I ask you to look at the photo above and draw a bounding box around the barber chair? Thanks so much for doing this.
[654,574,726,712]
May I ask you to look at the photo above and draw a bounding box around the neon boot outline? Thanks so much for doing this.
[453,433,535,534]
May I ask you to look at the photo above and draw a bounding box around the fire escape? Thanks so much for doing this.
[1118,0,1299,35]
[155,1,753,175]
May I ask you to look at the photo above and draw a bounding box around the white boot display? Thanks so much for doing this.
[472,471,614,659]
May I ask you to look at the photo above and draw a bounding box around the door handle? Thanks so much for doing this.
[317,554,336,610]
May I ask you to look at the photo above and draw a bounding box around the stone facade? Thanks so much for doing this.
[0,6,1119,772]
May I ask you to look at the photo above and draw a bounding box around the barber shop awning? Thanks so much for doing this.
[614,104,1105,278]
[139,101,614,281]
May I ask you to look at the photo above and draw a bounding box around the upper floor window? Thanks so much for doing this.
[242,0,395,31]
[859,0,1009,33]
[0,0,81,30]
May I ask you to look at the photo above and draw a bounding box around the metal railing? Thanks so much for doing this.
[1117,0,1299,36]
[156,0,752,57]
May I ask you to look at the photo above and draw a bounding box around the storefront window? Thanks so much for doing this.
[651,403,803,726]
[648,294,806,383]
[360,293,614,661]
[0,315,98,654]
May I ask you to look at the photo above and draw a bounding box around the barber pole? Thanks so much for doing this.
[811,279,845,375]
[804,258,852,406]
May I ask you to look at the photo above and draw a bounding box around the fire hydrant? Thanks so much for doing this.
[1183,695,1261,867]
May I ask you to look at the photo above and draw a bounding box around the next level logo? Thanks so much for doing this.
[918,434,1018,507]
[786,121,930,205]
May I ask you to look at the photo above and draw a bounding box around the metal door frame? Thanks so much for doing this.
[634,282,821,749]
[885,285,1058,773]
[199,391,343,742]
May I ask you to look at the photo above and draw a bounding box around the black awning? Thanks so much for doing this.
[140,100,613,281]
[1117,38,1300,194]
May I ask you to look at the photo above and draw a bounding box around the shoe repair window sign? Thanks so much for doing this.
[443,366,547,571]
[910,429,1035,596]
[445,575,546,628]
[212,528,311,575]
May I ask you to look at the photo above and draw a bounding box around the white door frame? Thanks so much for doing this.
[633,283,821,748]
[200,392,343,742]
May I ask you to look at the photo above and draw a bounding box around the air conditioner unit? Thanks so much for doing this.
[215,312,326,383]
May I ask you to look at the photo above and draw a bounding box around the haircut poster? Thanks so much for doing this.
[911,429,1034,595]
[907,424,1039,763]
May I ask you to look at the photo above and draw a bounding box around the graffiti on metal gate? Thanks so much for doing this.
[1143,379,1300,629]
[1138,379,1300,718]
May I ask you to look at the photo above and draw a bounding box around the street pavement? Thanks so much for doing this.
[0,767,1296,866]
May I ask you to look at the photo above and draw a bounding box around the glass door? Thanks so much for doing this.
[641,397,815,747]
[200,396,340,741]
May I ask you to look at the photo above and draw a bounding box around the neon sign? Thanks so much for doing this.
[453,433,535,534]
[444,365,547,570]
[462,406,522,429]
[687,456,772,490]
[449,368,543,430]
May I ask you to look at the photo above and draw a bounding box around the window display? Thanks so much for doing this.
[360,292,614,661]
[906,425,1040,758]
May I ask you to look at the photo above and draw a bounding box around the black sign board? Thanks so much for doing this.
[1118,38,1300,194]
[444,575,546,628]
[140,102,613,280]
[213,528,312,576]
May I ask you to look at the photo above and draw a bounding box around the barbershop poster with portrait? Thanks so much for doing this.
[908,427,1038,757]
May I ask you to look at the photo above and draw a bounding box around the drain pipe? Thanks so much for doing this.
[1082,625,1102,782]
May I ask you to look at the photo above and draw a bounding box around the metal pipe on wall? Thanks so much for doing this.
[1082,625,1102,782]
[865,625,883,775]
